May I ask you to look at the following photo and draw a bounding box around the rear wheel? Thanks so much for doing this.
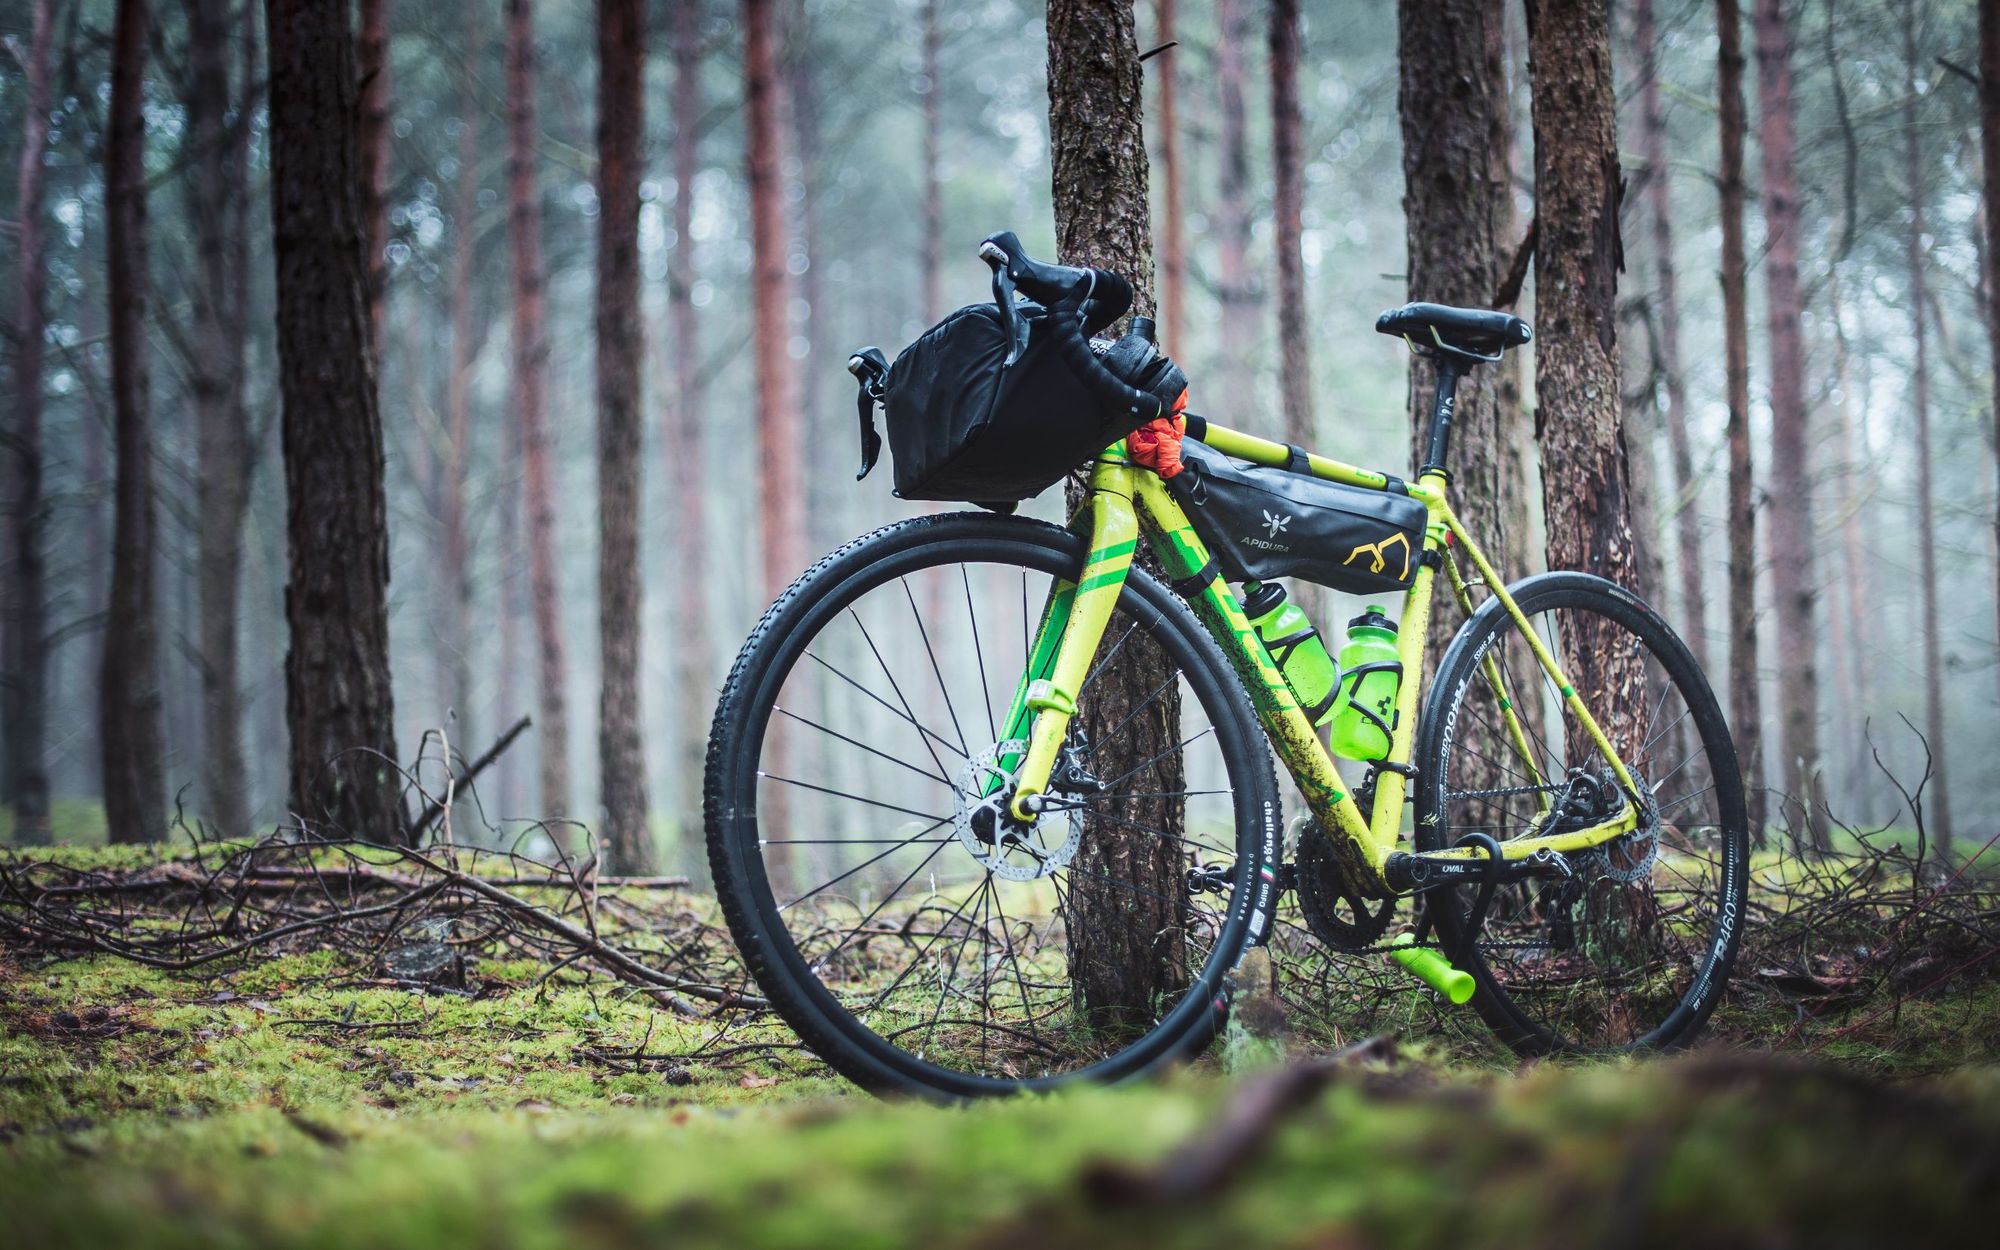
[1414,573,1748,1055]
[705,513,1281,1098]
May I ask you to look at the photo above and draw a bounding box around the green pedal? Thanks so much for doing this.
[1389,933,1475,1005]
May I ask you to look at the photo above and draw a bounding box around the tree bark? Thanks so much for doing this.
[1716,0,1766,840]
[1401,0,1533,811]
[4,0,55,845]
[1214,0,1255,411]
[744,0,805,606]
[1752,0,1827,855]
[1623,312,1668,610]
[1047,0,1186,1035]
[265,0,403,842]
[666,0,710,852]
[1270,0,1313,449]
[1983,0,2000,718]
[358,0,391,355]
[506,0,570,820]
[1527,0,1633,588]
[1398,0,1519,619]
[1486,7,1536,577]
[596,0,652,874]
[185,0,255,842]
[1526,0,1653,799]
[1826,270,1873,817]
[744,0,804,879]
[920,0,942,325]
[1901,0,1952,856]
[1154,0,1184,343]
[1634,0,1709,671]
[101,0,168,846]
[440,0,482,756]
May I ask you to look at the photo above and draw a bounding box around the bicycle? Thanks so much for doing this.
[704,231,1747,1099]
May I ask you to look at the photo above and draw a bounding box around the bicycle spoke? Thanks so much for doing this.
[774,704,951,788]
[727,533,1261,1087]
[963,565,997,742]
[903,576,970,757]
[852,607,957,784]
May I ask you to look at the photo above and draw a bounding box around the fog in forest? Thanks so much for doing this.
[2,0,1995,875]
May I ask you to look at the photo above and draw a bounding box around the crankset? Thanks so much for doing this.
[1293,818,1397,951]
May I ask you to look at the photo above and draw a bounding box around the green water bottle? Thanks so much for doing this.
[1240,582,1339,725]
[1329,606,1401,760]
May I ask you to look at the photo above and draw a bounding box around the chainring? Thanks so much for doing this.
[1294,820,1397,951]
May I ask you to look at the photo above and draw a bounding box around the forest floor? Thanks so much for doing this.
[3,837,1998,1248]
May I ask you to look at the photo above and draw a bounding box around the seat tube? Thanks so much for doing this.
[1008,461,1141,820]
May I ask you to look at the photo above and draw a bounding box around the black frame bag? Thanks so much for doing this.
[876,302,1148,504]
[1170,437,1429,595]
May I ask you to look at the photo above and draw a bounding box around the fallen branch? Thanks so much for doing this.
[406,715,533,841]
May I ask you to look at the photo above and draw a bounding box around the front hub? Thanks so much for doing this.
[951,740,1083,881]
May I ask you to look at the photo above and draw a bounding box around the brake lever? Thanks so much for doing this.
[979,240,1030,367]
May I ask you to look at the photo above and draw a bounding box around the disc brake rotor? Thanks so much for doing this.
[1573,769,1660,884]
[950,740,1082,882]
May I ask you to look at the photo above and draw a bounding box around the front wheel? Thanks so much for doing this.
[1414,573,1748,1055]
[705,513,1281,1098]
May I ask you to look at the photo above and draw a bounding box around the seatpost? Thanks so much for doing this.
[1420,356,1464,479]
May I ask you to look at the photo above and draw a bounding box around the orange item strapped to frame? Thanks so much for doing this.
[1126,389,1190,479]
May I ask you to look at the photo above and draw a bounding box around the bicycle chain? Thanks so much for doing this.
[1445,782,1564,801]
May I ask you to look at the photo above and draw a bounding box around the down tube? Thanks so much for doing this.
[1129,472,1392,891]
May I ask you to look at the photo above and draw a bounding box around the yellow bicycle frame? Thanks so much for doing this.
[1004,422,1641,896]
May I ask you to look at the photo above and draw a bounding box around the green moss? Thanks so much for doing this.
[5,1033,1996,1249]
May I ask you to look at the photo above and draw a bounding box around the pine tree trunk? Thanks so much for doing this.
[1623,317,1668,609]
[1215,0,1255,410]
[744,0,805,880]
[101,0,168,846]
[1716,0,1767,841]
[1047,0,1187,1035]
[506,0,570,820]
[1154,0,1184,343]
[186,0,254,842]
[441,0,481,757]
[1398,0,1519,627]
[1634,0,1709,671]
[1825,274,1872,817]
[1901,0,1953,857]
[781,1,827,545]
[1752,0,1828,856]
[1401,0,1531,810]
[1270,0,1313,449]
[667,0,710,852]
[358,0,391,354]
[596,0,652,873]
[1527,0,1633,587]
[4,0,55,845]
[1982,0,2000,718]
[920,0,942,325]
[266,0,403,842]
[1526,0,1650,790]
[745,0,805,606]
[1486,7,1536,578]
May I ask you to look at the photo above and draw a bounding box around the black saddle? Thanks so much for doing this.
[1375,302,1532,360]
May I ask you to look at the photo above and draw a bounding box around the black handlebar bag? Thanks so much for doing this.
[1169,437,1429,595]
[880,302,1150,503]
